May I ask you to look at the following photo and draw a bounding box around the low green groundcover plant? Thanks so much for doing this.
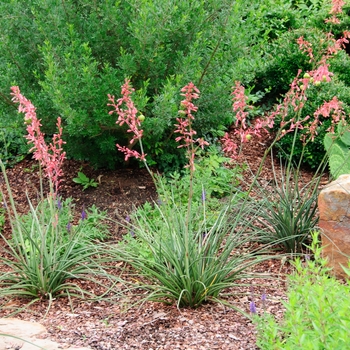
[254,233,350,349]
[73,171,99,190]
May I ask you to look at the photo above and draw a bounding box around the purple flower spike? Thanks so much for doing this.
[81,206,87,221]
[126,215,131,223]
[66,222,72,232]
[261,292,267,311]
[249,301,257,314]
[130,230,135,238]
[56,197,62,210]
[201,190,206,203]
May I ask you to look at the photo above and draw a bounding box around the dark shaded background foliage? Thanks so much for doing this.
[0,0,349,170]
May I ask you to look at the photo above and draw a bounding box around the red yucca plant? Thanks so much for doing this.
[0,88,110,307]
[106,80,277,312]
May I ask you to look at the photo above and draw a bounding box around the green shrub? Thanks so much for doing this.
[255,233,350,349]
[329,50,350,88]
[0,104,29,167]
[252,28,325,103]
[1,0,331,171]
[0,0,250,169]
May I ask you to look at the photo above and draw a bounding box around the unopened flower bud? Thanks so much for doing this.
[314,81,321,86]
[322,75,327,82]
[303,73,311,79]
[138,114,145,122]
[245,134,252,141]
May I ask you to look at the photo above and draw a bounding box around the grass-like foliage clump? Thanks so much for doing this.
[0,160,111,311]
[251,158,320,253]
[116,181,271,309]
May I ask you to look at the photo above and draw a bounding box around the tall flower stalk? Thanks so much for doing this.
[174,82,209,277]
[108,80,155,180]
[10,86,66,197]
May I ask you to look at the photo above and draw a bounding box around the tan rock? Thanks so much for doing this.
[0,318,91,350]
[318,174,350,279]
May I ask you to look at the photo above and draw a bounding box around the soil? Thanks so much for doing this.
[0,132,324,350]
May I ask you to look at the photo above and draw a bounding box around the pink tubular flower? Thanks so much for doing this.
[232,81,251,131]
[221,132,238,160]
[108,79,146,161]
[308,97,345,141]
[221,82,277,161]
[174,82,209,171]
[297,37,314,62]
[312,62,333,84]
[116,145,146,161]
[325,0,345,23]
[329,0,345,14]
[10,86,66,196]
[232,82,275,142]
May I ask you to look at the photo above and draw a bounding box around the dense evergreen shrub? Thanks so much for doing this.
[0,0,347,170]
[0,0,265,170]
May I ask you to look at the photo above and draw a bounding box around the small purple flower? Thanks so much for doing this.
[125,215,130,223]
[261,293,267,311]
[201,189,206,203]
[81,206,87,221]
[249,301,257,314]
[130,230,135,238]
[66,222,72,232]
[156,198,163,206]
[305,254,310,261]
[56,197,62,210]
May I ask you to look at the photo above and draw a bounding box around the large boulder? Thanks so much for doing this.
[318,174,350,279]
